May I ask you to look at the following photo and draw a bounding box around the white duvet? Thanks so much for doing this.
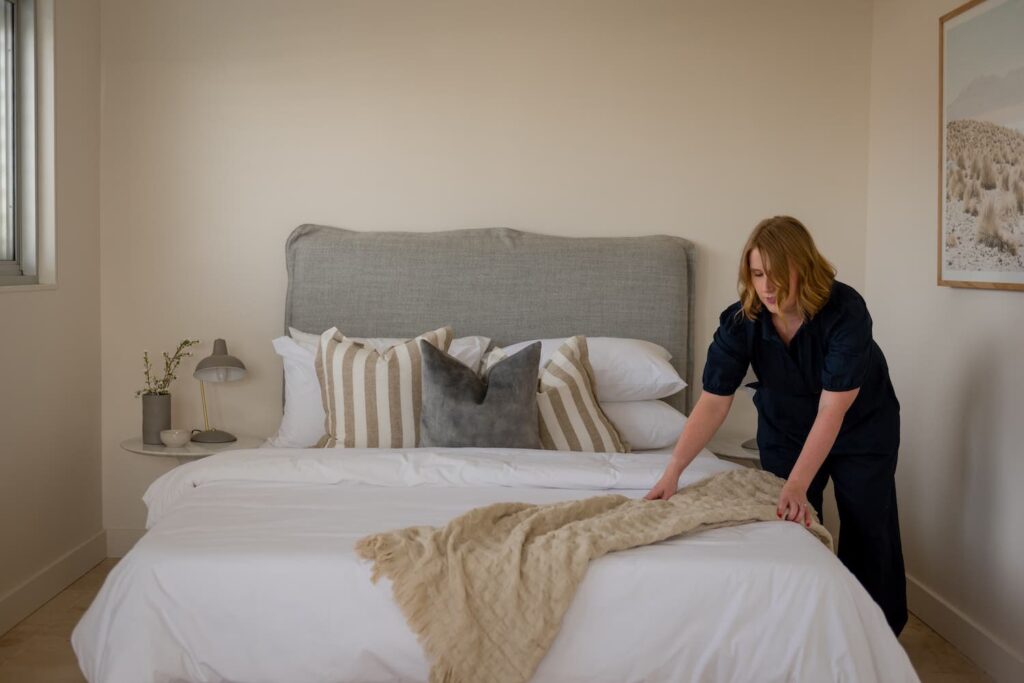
[72,447,919,683]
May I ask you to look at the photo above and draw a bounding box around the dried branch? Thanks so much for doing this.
[136,338,200,396]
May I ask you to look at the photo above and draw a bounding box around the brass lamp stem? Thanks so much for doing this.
[199,380,211,431]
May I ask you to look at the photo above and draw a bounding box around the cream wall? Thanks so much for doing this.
[0,0,103,634]
[866,1,1023,680]
[99,0,872,546]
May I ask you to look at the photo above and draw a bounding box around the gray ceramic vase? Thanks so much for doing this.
[142,393,172,445]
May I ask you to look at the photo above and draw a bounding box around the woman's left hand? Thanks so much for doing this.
[777,480,813,527]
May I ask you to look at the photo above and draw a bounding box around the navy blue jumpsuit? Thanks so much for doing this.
[702,281,907,635]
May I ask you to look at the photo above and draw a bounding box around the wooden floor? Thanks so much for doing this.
[0,559,994,682]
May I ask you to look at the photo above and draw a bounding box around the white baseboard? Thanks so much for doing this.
[908,574,1024,683]
[0,530,107,636]
[105,528,145,557]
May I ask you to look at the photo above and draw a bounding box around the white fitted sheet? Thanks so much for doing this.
[72,447,918,683]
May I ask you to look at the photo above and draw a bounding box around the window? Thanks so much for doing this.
[0,0,15,272]
[0,0,41,287]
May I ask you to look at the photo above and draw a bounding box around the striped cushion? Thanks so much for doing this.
[484,336,628,453]
[315,326,453,448]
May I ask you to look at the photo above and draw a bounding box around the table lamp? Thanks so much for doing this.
[191,338,247,443]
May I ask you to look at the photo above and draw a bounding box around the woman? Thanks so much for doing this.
[645,216,907,636]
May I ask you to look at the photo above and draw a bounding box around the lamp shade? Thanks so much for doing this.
[193,339,247,383]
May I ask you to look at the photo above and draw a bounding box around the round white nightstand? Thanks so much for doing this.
[706,433,761,469]
[120,435,264,465]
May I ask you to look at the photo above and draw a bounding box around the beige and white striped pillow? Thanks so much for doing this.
[315,326,453,448]
[484,336,628,453]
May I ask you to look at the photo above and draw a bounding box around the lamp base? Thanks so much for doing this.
[191,429,237,444]
[740,438,759,452]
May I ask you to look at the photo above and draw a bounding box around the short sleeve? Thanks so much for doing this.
[702,303,750,396]
[821,291,872,392]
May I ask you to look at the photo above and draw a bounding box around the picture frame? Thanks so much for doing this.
[939,0,1024,290]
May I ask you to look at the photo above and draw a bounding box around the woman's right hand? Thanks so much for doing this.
[642,391,735,501]
[644,467,682,500]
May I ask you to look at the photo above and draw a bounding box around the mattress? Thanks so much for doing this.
[72,446,919,683]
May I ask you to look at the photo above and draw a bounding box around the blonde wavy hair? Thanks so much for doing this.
[738,216,836,321]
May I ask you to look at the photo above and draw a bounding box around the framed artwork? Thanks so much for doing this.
[939,0,1024,290]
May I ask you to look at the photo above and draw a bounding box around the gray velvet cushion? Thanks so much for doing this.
[419,340,541,449]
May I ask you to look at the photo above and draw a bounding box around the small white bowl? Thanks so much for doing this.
[160,429,191,448]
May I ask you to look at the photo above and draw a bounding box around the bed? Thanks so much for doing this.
[72,226,918,682]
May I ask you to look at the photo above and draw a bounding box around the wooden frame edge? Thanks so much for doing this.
[937,0,1024,291]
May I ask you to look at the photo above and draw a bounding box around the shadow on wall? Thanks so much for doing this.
[949,344,998,618]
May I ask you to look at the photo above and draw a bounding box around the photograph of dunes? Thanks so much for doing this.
[940,0,1024,290]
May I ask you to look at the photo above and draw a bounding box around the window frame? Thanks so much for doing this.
[0,0,36,287]
[0,0,17,272]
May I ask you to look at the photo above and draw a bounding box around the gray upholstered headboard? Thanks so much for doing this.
[285,225,696,411]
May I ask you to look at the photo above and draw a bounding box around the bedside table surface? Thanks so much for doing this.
[120,435,264,458]
[706,433,760,461]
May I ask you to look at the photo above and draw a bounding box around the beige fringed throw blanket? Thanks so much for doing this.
[355,468,833,683]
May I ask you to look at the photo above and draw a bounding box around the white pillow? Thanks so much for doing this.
[263,331,492,448]
[500,337,686,401]
[264,336,328,448]
[600,400,687,450]
[288,327,321,353]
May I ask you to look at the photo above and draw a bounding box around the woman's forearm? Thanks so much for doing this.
[788,389,860,490]
[667,392,733,474]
